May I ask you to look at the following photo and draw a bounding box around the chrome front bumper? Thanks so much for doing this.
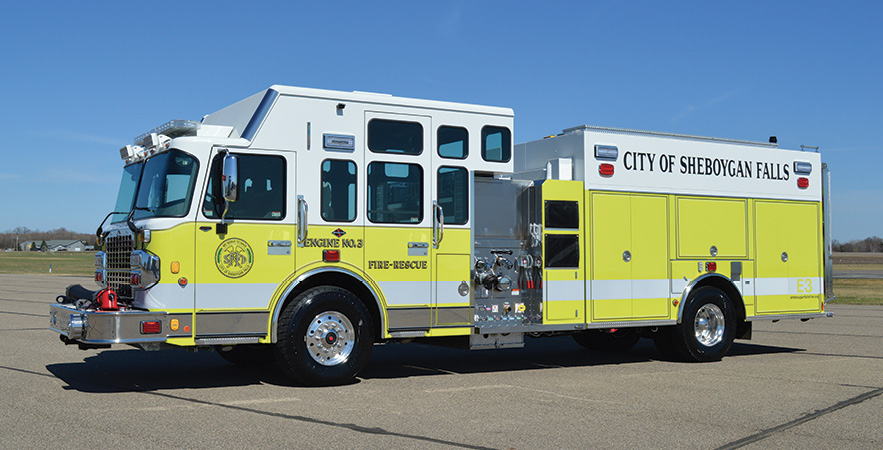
[49,303,173,344]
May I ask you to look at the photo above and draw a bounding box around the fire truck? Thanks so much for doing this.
[49,86,833,385]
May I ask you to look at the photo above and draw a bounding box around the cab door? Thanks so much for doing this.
[432,126,473,328]
[363,112,434,332]
[193,149,296,338]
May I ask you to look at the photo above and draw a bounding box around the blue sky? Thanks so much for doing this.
[0,1,880,241]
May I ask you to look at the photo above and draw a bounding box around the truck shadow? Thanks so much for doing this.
[46,336,803,392]
[359,337,804,380]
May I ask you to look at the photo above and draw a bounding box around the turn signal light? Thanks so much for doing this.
[323,250,341,262]
[130,272,141,286]
[599,164,615,176]
[141,321,161,334]
[95,271,103,282]
[705,262,717,272]
[797,177,809,189]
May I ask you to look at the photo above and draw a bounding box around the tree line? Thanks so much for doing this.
[1,226,880,253]
[832,236,883,253]
[0,227,97,250]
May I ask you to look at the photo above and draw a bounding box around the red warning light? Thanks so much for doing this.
[797,177,809,189]
[599,164,614,176]
[705,262,717,272]
[141,321,161,334]
[323,250,341,262]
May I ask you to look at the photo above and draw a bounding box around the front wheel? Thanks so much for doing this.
[667,286,736,362]
[275,286,374,386]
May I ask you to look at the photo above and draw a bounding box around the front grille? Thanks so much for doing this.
[106,233,134,298]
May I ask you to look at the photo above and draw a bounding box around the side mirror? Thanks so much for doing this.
[222,153,239,203]
[218,152,238,234]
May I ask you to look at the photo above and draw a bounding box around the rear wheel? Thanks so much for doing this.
[668,286,736,362]
[275,286,374,386]
[573,328,640,353]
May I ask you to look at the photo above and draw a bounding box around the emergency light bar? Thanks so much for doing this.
[134,119,200,146]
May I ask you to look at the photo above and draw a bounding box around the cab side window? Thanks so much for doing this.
[437,166,468,224]
[481,126,511,162]
[438,126,468,159]
[367,162,423,224]
[368,119,423,155]
[321,159,357,222]
[203,153,286,220]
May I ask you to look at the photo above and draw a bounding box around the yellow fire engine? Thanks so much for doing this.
[49,86,833,385]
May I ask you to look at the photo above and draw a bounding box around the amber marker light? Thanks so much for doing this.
[171,261,180,274]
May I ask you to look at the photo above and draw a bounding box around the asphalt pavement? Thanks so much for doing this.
[1,273,880,449]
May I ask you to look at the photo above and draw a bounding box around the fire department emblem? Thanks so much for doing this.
[332,228,346,237]
[216,238,254,278]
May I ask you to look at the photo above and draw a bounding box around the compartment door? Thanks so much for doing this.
[591,192,632,320]
[755,201,822,313]
[630,195,670,319]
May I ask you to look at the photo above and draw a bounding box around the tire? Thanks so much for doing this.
[573,328,640,353]
[217,344,276,366]
[274,286,374,386]
[669,286,736,362]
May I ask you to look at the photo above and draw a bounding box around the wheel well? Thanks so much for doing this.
[688,276,746,324]
[279,272,383,342]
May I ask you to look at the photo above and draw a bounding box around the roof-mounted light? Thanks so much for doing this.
[793,161,813,175]
[594,145,619,160]
[134,120,200,147]
[120,144,140,161]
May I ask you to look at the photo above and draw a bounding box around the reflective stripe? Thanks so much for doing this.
[195,283,278,309]
[589,279,670,300]
[139,283,194,310]
[754,277,822,296]
[435,280,469,306]
[377,280,431,306]
[546,279,584,302]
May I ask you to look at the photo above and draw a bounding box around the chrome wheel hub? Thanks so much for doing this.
[694,304,725,347]
[306,311,355,366]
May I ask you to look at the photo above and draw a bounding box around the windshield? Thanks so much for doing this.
[111,149,200,222]
[111,162,142,223]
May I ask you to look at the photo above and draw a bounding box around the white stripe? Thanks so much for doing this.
[590,279,630,300]
[378,280,431,306]
[754,277,822,296]
[590,279,669,300]
[138,283,194,310]
[545,279,584,302]
[435,280,469,306]
[195,283,279,309]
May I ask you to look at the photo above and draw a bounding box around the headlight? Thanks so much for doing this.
[94,251,107,288]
